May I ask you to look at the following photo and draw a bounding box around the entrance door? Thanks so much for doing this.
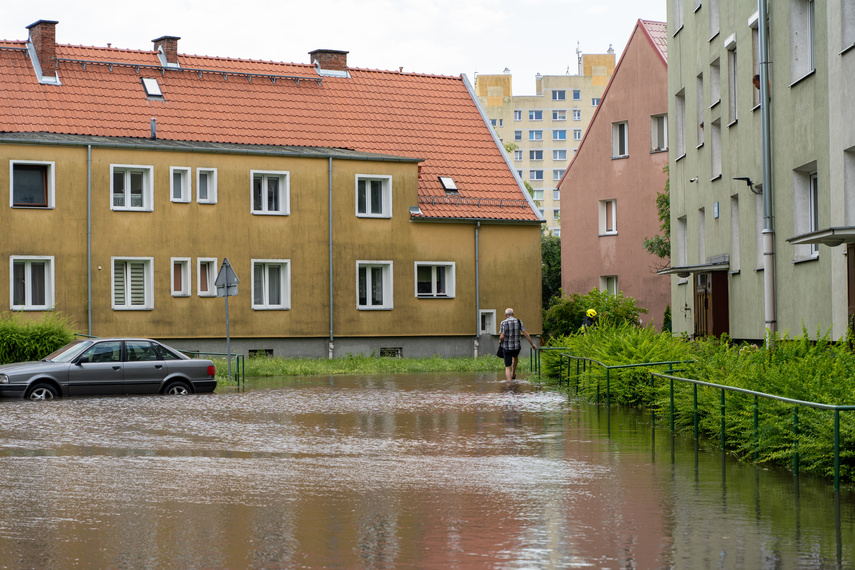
[694,272,730,337]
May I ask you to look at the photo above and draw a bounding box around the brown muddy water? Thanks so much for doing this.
[0,372,853,569]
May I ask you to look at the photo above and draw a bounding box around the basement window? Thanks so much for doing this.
[141,77,163,98]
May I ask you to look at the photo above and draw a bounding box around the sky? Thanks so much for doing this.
[2,0,666,96]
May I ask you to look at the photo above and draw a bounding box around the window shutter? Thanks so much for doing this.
[114,262,126,306]
[130,261,146,306]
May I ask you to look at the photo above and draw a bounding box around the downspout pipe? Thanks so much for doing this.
[328,157,334,359]
[475,221,480,358]
[87,145,92,336]
[758,0,777,340]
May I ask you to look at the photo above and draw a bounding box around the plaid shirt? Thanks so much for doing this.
[499,317,525,350]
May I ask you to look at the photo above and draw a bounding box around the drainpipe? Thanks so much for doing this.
[328,157,334,359]
[87,145,92,336]
[759,0,777,341]
[474,221,480,358]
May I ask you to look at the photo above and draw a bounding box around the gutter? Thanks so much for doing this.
[758,0,777,338]
[87,145,92,336]
[328,157,334,359]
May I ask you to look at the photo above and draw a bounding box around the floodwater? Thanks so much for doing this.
[0,373,852,569]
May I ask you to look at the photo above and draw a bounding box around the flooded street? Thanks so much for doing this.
[0,372,853,568]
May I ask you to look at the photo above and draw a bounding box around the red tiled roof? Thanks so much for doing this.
[0,37,539,222]
[639,20,667,64]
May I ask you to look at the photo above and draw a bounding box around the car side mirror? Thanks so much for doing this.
[76,356,89,365]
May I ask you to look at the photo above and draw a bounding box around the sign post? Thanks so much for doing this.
[215,258,240,380]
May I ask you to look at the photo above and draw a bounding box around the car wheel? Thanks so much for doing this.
[163,380,192,395]
[27,383,59,401]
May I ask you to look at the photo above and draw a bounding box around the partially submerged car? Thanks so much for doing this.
[0,338,216,400]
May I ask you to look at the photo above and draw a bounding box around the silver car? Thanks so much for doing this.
[0,338,216,400]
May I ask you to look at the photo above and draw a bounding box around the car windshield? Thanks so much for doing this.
[43,340,94,363]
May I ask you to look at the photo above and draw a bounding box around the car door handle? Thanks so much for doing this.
[155,365,163,369]
[113,366,121,370]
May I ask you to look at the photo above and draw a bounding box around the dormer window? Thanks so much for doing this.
[141,78,163,98]
[439,176,458,193]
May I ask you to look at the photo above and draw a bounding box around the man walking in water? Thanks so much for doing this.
[498,308,537,381]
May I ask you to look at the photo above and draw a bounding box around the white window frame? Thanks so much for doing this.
[251,259,291,310]
[529,150,543,161]
[530,170,544,181]
[791,0,816,82]
[600,276,618,296]
[10,160,55,209]
[197,168,218,204]
[514,110,522,121]
[10,255,54,310]
[552,90,566,101]
[599,199,617,235]
[532,189,544,201]
[529,130,543,141]
[553,170,563,182]
[529,110,543,121]
[572,89,581,100]
[171,257,191,297]
[552,228,561,237]
[197,257,217,297]
[592,98,601,106]
[651,114,668,151]
[612,122,629,158]
[170,167,191,203]
[514,150,523,161]
[111,165,154,212]
[355,174,393,218]
[479,310,496,335]
[675,89,687,157]
[357,260,393,310]
[553,130,567,141]
[251,170,290,215]
[553,110,567,121]
[573,129,582,141]
[726,39,738,124]
[514,130,522,141]
[573,109,582,121]
[553,149,567,160]
[112,257,153,310]
[414,262,455,299]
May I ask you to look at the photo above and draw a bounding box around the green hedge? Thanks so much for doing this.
[542,324,855,483]
[0,313,76,365]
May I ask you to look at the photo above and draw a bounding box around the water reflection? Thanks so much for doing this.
[0,373,852,568]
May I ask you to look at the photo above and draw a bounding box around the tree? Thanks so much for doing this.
[541,233,561,309]
[542,288,648,339]
[642,166,671,266]
[503,141,519,154]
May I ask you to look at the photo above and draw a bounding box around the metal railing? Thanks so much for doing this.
[182,351,245,388]
[651,371,855,490]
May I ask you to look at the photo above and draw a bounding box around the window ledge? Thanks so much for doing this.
[709,31,720,42]
[12,205,54,210]
[841,43,855,56]
[677,278,689,285]
[252,212,290,216]
[650,148,668,154]
[752,103,761,112]
[599,232,618,237]
[672,24,684,38]
[252,307,291,310]
[611,155,629,160]
[172,293,191,298]
[793,253,820,264]
[729,269,741,275]
[694,3,702,13]
[358,307,393,311]
[789,69,816,88]
[754,266,764,272]
[727,119,738,128]
[710,99,721,109]
[710,174,722,182]
[696,142,704,149]
[675,153,686,162]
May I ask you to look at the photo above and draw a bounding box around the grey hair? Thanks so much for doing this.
[505,308,514,316]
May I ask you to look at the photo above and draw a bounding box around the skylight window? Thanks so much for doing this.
[439,176,458,192]
[141,77,163,98]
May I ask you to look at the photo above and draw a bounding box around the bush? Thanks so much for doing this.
[542,288,648,340]
[0,313,76,364]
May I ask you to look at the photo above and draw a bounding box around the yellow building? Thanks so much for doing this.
[475,52,616,236]
[0,20,543,358]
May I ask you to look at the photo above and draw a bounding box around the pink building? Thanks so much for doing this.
[559,20,670,330]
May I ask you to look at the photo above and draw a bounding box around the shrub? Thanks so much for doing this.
[0,313,76,364]
[542,288,648,340]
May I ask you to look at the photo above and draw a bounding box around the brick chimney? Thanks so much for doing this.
[26,19,58,76]
[309,49,349,72]
[153,36,181,67]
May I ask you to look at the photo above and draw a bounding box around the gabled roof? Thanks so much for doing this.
[0,31,540,223]
[559,19,667,184]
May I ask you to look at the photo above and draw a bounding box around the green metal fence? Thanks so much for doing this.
[182,351,245,388]
[651,371,855,491]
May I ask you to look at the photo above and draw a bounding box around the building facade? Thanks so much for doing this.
[1,20,544,358]
[474,52,616,236]
[560,20,670,330]
[666,0,855,341]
